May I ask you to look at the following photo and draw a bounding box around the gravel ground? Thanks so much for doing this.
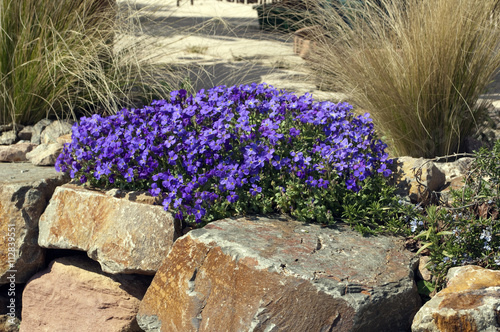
[119,0,346,101]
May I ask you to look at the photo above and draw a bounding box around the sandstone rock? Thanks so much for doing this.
[417,256,432,282]
[17,126,33,141]
[137,216,420,332]
[20,256,150,332]
[435,158,473,182]
[392,157,446,203]
[30,119,52,145]
[0,162,70,284]
[412,265,500,332]
[56,133,72,144]
[435,157,474,203]
[40,120,73,145]
[26,143,63,166]
[0,143,37,162]
[38,184,182,274]
[0,131,17,145]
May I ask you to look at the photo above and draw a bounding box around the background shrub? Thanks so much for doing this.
[305,0,500,158]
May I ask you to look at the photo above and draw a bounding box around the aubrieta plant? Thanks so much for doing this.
[56,83,394,227]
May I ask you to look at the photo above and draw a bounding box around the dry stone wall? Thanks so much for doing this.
[0,118,499,331]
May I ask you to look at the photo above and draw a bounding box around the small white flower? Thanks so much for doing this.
[480,228,492,242]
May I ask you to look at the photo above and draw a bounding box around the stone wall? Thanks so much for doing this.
[1,121,499,331]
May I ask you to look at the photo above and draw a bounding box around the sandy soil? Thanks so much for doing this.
[120,0,499,109]
[119,0,346,101]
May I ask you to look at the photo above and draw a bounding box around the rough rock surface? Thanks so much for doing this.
[25,143,63,166]
[0,143,36,162]
[393,157,446,202]
[20,256,150,332]
[56,133,72,144]
[0,131,17,145]
[38,184,182,274]
[30,119,52,145]
[0,163,69,284]
[137,216,420,332]
[417,256,432,282]
[40,120,72,145]
[435,157,474,202]
[17,126,33,141]
[412,265,500,332]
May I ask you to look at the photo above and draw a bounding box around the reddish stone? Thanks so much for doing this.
[412,265,500,331]
[0,162,69,284]
[0,143,36,162]
[38,184,182,274]
[56,134,72,144]
[20,256,149,332]
[138,216,420,331]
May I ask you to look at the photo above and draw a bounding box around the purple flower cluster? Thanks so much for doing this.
[56,83,392,223]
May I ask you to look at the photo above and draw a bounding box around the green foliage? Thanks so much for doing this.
[305,0,500,158]
[341,175,412,235]
[408,141,500,290]
[416,279,435,298]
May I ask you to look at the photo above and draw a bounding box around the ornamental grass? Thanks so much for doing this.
[305,0,500,158]
[0,0,178,126]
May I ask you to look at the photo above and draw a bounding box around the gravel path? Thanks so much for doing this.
[120,0,346,102]
[122,0,500,110]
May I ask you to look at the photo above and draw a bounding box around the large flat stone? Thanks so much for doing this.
[38,184,182,274]
[20,256,150,332]
[137,216,421,332]
[0,163,69,284]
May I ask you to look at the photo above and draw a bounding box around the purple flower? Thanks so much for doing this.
[227,191,239,203]
[194,205,206,221]
[250,185,262,196]
[124,168,134,182]
[55,82,391,225]
[167,151,178,165]
[149,183,161,196]
[289,127,300,137]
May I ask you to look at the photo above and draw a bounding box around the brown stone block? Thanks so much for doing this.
[20,256,149,332]
[38,184,182,274]
[412,265,500,331]
[0,162,69,285]
[138,216,420,331]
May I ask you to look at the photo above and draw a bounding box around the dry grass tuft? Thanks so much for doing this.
[305,0,500,157]
[0,0,180,126]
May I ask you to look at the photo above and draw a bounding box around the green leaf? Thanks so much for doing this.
[416,242,433,255]
[436,231,454,236]
[417,280,435,296]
